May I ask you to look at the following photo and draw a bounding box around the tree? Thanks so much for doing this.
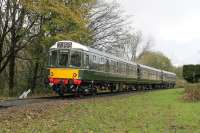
[0,0,44,96]
[137,37,154,61]
[0,0,94,96]
[173,66,183,79]
[123,31,142,61]
[88,0,136,58]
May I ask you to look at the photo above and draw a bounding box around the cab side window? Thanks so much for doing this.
[50,51,57,67]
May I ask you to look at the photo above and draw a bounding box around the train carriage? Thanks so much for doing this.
[48,41,176,96]
[162,71,176,88]
[138,64,162,83]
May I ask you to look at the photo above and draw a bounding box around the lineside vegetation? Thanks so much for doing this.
[183,83,200,102]
[1,88,200,133]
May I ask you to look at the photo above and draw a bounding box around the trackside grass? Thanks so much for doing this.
[1,88,200,133]
[183,84,200,102]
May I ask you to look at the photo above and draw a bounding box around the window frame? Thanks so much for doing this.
[70,50,82,68]
[49,50,59,67]
[83,52,90,69]
[57,50,70,68]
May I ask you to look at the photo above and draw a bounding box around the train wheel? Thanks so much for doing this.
[58,86,64,97]
[53,85,64,97]
[77,86,85,97]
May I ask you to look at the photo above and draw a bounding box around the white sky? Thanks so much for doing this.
[117,0,200,66]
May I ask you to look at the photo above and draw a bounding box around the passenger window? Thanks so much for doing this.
[93,55,96,61]
[105,59,110,72]
[101,57,105,72]
[117,62,119,73]
[126,64,129,74]
[114,61,117,73]
[123,63,126,74]
[70,51,81,67]
[99,57,105,72]
[110,60,114,73]
[84,54,89,68]
[97,56,101,71]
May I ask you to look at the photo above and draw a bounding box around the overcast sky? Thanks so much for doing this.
[117,0,200,66]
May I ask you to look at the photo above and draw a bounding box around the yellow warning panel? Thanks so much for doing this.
[49,68,79,79]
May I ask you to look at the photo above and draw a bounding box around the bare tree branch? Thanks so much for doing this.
[87,0,140,59]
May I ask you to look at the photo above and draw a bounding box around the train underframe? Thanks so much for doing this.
[50,79,175,97]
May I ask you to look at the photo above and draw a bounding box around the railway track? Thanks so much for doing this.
[0,90,145,110]
[0,88,167,110]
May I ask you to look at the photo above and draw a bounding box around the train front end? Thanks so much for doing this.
[48,41,83,96]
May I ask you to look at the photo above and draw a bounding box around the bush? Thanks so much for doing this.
[183,84,200,102]
[175,79,186,88]
[183,65,200,83]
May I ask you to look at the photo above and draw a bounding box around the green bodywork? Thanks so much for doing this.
[79,69,162,84]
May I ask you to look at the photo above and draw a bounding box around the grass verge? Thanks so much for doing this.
[1,88,200,133]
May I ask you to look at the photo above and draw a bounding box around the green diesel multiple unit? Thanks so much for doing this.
[48,41,176,96]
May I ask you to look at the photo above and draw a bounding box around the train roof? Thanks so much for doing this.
[139,64,176,76]
[50,41,176,76]
[162,70,176,76]
[139,64,162,73]
[50,40,137,66]
[50,41,88,51]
